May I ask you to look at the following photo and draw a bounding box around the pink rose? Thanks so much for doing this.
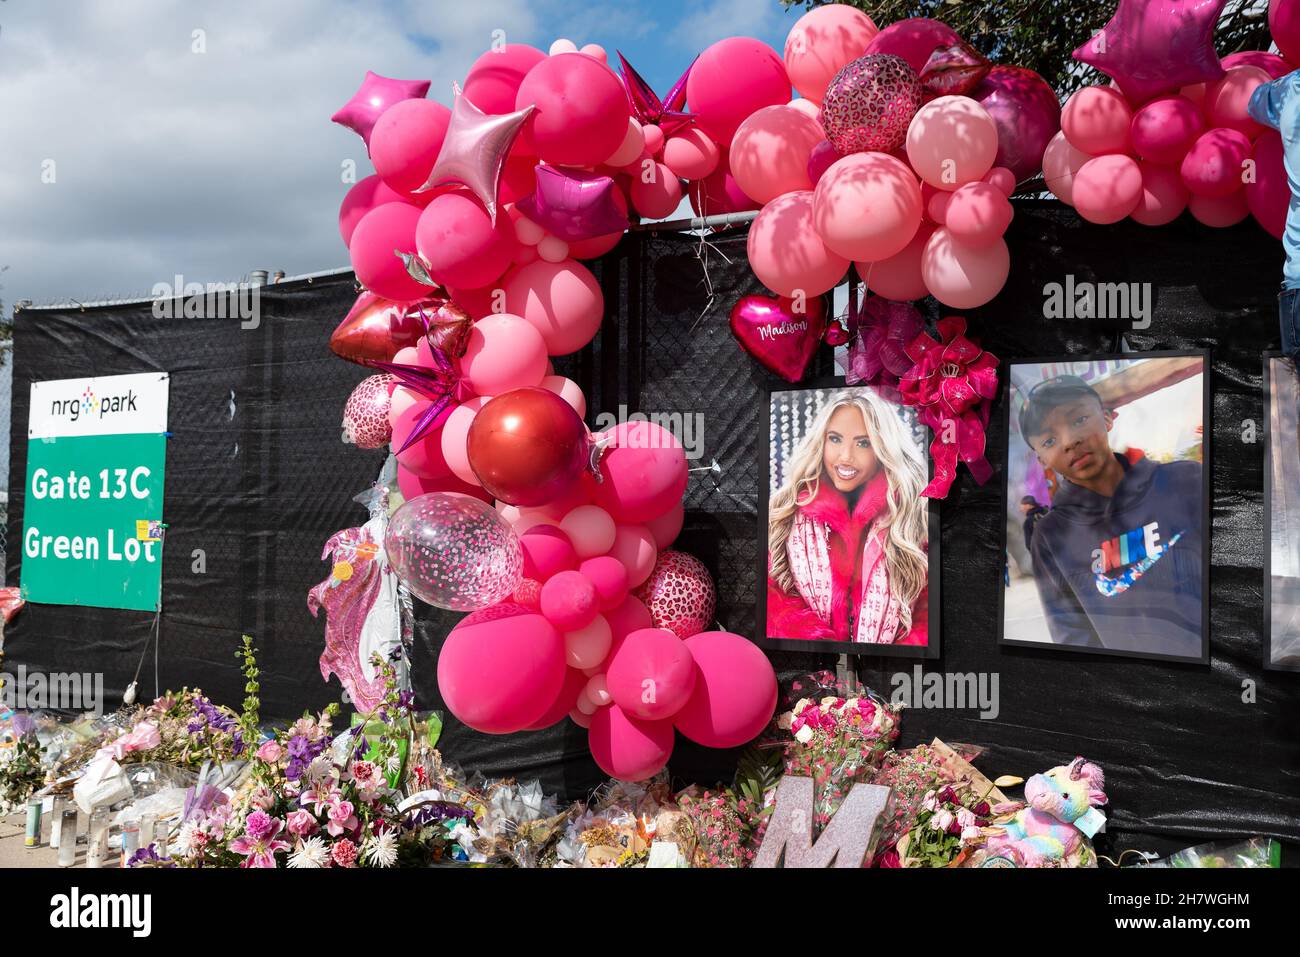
[286,808,318,837]
[326,799,358,837]
[256,740,284,763]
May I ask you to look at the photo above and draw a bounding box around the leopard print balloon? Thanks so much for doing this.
[343,374,396,449]
[632,550,717,639]
[820,54,922,155]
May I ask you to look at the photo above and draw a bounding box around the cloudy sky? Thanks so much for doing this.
[0,0,799,311]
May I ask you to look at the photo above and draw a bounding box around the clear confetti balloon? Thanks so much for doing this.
[820,53,922,154]
[384,493,524,611]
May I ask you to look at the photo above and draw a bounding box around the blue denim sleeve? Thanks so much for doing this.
[1248,75,1291,130]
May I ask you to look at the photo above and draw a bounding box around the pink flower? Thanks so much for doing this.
[256,740,284,763]
[326,798,358,837]
[930,808,955,832]
[286,809,318,837]
[301,787,339,816]
[331,839,358,868]
[229,814,290,868]
[249,785,276,811]
[243,810,276,842]
[875,847,901,868]
[350,760,383,793]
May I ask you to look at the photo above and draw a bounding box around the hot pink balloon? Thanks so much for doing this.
[1042,130,1092,204]
[813,152,922,261]
[606,627,697,720]
[983,167,1017,197]
[687,37,792,144]
[369,99,453,196]
[540,569,599,631]
[673,631,777,749]
[644,502,685,550]
[589,421,688,524]
[437,604,567,733]
[1271,0,1300,64]
[1248,130,1289,240]
[515,53,629,166]
[729,105,823,204]
[459,313,548,396]
[1130,95,1204,165]
[1072,154,1144,224]
[520,525,578,580]
[523,667,588,731]
[806,139,841,186]
[339,175,408,247]
[971,65,1061,184]
[579,555,630,611]
[1180,128,1253,198]
[921,228,1010,308]
[784,4,879,101]
[416,192,516,291]
[1204,65,1271,138]
[588,703,675,781]
[463,44,547,116]
[905,95,999,190]
[332,71,431,147]
[747,190,850,297]
[858,221,935,302]
[440,396,489,486]
[943,181,1013,247]
[604,596,654,657]
[1061,86,1132,156]
[864,17,962,73]
[349,203,429,302]
[503,258,605,356]
[662,128,720,180]
[1130,161,1189,226]
[516,165,630,243]
[1188,188,1250,227]
[609,525,658,588]
[1222,50,1292,79]
[629,162,683,219]
[392,398,453,477]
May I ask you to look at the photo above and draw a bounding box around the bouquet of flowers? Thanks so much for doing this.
[0,734,44,815]
[895,782,994,868]
[675,786,761,868]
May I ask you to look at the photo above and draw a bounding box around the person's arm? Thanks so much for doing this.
[1029,532,1102,646]
[766,576,837,640]
[1248,72,1296,131]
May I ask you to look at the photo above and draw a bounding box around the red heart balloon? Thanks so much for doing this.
[329,291,441,366]
[728,294,827,383]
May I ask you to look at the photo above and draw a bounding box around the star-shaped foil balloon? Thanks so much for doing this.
[1072,0,1226,104]
[374,303,474,453]
[414,83,534,222]
[332,71,431,147]
[515,165,630,242]
[617,52,697,137]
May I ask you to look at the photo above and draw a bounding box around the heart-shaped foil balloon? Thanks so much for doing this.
[920,41,992,97]
[329,291,442,366]
[728,294,828,383]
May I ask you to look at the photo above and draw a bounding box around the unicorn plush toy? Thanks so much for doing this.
[979,757,1108,868]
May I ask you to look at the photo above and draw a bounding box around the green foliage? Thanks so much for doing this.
[733,743,785,808]
[787,0,1273,97]
[237,634,261,744]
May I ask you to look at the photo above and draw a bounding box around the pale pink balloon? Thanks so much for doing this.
[392,399,452,477]
[585,672,613,707]
[729,104,823,204]
[536,235,569,263]
[921,228,1010,309]
[629,162,683,219]
[1129,95,1204,166]
[1204,65,1271,139]
[512,209,546,245]
[560,504,617,558]
[369,99,453,195]
[550,38,578,55]
[789,98,822,118]
[673,631,778,749]
[687,37,792,145]
[503,258,604,356]
[747,190,850,297]
[540,374,587,417]
[606,118,646,167]
[606,627,697,721]
[1041,130,1092,204]
[392,345,420,366]
[982,167,1017,197]
[1188,189,1250,227]
[569,707,593,728]
[588,420,688,524]
[463,44,547,115]
[588,703,675,781]
[416,192,516,291]
[645,502,685,550]
[1060,85,1132,156]
[339,175,408,247]
[937,181,1012,248]
[1181,128,1253,198]
[858,221,935,302]
[905,95,999,190]
[581,43,607,63]
[349,203,428,302]
[812,152,922,261]
[663,128,721,180]
[574,692,598,715]
[924,183,951,223]
[440,397,489,486]
[459,314,548,396]
[565,614,612,669]
[1072,154,1143,224]
[1248,130,1288,239]
[515,52,629,166]
[1130,161,1189,226]
[784,3,879,102]
[609,525,657,588]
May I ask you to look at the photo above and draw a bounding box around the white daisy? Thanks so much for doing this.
[363,829,399,869]
[287,836,331,869]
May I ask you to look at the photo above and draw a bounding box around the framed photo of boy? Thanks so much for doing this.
[999,350,1210,664]
[1264,352,1300,672]
[758,379,941,658]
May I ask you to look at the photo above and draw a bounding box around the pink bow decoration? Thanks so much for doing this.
[896,316,999,499]
[846,297,926,398]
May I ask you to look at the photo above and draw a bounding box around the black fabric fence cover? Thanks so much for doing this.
[6,202,1298,854]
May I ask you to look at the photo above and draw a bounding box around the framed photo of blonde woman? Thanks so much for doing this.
[757,380,940,658]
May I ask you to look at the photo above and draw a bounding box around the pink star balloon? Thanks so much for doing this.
[332,71,431,147]
[617,52,697,137]
[415,84,534,222]
[1072,0,1226,105]
[515,165,630,242]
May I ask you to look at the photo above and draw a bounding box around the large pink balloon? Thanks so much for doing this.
[370,99,453,196]
[1221,50,1292,80]
[589,421,688,524]
[609,524,658,588]
[523,666,588,731]
[689,147,761,218]
[392,395,453,477]
[673,631,777,749]
[459,313,548,396]
[588,703,675,781]
[606,627,697,721]
[1188,188,1250,227]
[605,595,654,643]
[864,17,961,73]
[943,181,1013,247]
[440,396,489,486]
[1130,161,1189,226]
[1248,130,1288,240]
[857,221,935,301]
[437,604,567,733]
[1181,128,1253,198]
[349,203,428,302]
[1072,154,1143,224]
[747,190,850,297]
[416,192,516,290]
[921,228,1010,308]
[515,52,629,166]
[1130,95,1204,166]
[687,37,792,145]
[629,162,684,219]
[905,96,999,190]
[729,105,823,204]
[813,152,922,261]
[1204,65,1271,138]
[339,175,408,247]
[1041,130,1092,205]
[502,258,604,356]
[1061,86,1132,156]
[463,44,547,116]
[971,66,1061,184]
[645,502,685,550]
[396,465,491,505]
[1268,0,1300,67]
[784,4,879,101]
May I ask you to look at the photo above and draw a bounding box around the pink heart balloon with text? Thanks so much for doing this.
[728,294,828,383]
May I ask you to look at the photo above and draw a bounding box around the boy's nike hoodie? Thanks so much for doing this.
[1029,453,1203,659]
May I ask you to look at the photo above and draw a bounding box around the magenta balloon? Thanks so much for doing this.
[339,175,408,247]
[807,139,841,186]
[673,631,778,748]
[1130,161,1189,227]
[943,181,1013,246]
[604,595,654,643]
[1248,130,1288,239]
[579,555,630,610]
[589,421,688,524]
[463,44,547,115]
[1188,188,1250,227]
[689,148,761,217]
[687,37,792,144]
[515,53,629,166]
[349,203,428,302]
[332,71,431,147]
[1130,95,1204,165]
[369,99,453,195]
[1180,128,1253,198]
[971,65,1061,184]
[606,627,697,720]
[587,703,675,781]
[539,569,599,631]
[523,666,588,731]
[416,192,516,290]
[1270,0,1300,66]
[1221,50,1292,79]
[520,525,578,580]
[864,17,962,73]
[438,604,566,733]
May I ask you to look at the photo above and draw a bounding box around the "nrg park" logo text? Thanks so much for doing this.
[49,386,139,423]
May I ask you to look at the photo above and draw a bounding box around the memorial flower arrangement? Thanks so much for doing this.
[895,783,994,868]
